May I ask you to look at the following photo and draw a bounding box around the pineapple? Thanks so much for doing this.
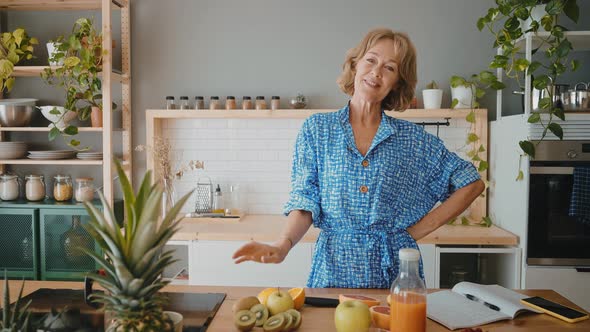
[81,160,192,331]
[1,271,32,332]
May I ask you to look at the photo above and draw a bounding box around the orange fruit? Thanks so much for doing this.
[288,287,305,310]
[257,287,279,305]
[338,294,380,307]
[370,306,391,330]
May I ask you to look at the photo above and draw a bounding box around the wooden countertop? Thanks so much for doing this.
[172,214,518,246]
[5,281,587,331]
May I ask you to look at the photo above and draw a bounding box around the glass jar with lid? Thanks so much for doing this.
[242,96,253,110]
[194,96,205,110]
[165,96,176,110]
[271,96,281,110]
[209,96,220,110]
[25,175,46,201]
[54,174,73,201]
[179,96,190,110]
[255,96,267,110]
[0,174,21,201]
[75,177,95,202]
[225,96,236,110]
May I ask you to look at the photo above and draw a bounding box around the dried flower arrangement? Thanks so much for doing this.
[136,137,204,180]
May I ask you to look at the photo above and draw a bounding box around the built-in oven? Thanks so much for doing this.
[527,140,590,269]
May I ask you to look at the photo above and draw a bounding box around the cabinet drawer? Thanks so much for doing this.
[0,208,39,279]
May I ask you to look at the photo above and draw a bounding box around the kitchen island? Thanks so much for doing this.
[5,281,588,331]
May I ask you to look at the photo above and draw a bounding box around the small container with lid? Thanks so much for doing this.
[242,96,253,110]
[53,174,73,202]
[271,96,280,110]
[255,96,267,110]
[166,96,176,110]
[179,96,190,110]
[210,96,220,110]
[0,174,21,201]
[25,174,46,201]
[75,177,95,202]
[225,96,237,110]
[194,96,205,110]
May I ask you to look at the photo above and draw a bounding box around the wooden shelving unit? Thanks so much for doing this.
[0,0,133,203]
[146,108,489,222]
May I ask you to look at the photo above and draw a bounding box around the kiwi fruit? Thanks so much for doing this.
[285,309,302,330]
[232,296,260,313]
[262,313,286,332]
[234,310,256,331]
[250,303,269,326]
[281,312,294,331]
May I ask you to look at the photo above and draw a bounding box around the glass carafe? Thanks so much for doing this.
[390,248,427,332]
[61,215,93,265]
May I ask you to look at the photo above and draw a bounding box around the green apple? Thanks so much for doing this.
[265,290,294,316]
[334,300,371,332]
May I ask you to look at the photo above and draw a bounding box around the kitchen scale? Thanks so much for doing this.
[19,288,226,331]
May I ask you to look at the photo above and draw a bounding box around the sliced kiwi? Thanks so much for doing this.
[262,313,286,332]
[234,310,256,331]
[232,296,260,313]
[250,303,269,326]
[281,311,294,331]
[285,309,302,330]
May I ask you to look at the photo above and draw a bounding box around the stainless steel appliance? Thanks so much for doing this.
[528,140,590,268]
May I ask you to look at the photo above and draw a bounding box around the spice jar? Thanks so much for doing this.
[255,96,267,110]
[194,96,205,110]
[271,96,280,110]
[166,96,176,110]
[242,96,253,110]
[0,174,20,201]
[225,96,236,110]
[25,175,45,201]
[179,96,190,110]
[210,96,220,110]
[53,174,73,201]
[75,177,95,202]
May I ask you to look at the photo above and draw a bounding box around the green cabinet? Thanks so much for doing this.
[0,199,122,281]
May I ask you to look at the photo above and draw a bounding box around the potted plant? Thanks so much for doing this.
[477,0,581,159]
[422,80,443,109]
[1,272,33,332]
[0,28,38,98]
[42,18,114,148]
[81,160,192,331]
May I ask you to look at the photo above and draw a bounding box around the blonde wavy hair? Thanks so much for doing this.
[337,28,417,111]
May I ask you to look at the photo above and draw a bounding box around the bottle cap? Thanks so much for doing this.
[399,248,420,261]
[166,96,175,100]
[227,96,235,99]
[180,96,189,100]
[211,96,219,100]
[256,96,265,100]
[272,96,280,100]
[243,96,251,100]
[215,184,221,193]
[195,96,204,100]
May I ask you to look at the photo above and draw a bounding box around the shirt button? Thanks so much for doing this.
[360,185,368,193]
[362,160,369,167]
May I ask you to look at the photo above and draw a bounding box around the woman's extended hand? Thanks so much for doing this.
[232,240,290,264]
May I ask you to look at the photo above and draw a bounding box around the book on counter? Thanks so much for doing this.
[427,282,543,330]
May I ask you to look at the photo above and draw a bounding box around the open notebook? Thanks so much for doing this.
[427,282,542,330]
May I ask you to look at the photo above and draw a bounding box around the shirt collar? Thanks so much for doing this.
[338,102,396,156]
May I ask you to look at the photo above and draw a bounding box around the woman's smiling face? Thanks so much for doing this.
[353,39,401,105]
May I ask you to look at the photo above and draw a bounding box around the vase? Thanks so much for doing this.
[451,86,474,109]
[161,178,176,218]
[90,106,102,127]
[422,89,443,109]
[61,215,93,265]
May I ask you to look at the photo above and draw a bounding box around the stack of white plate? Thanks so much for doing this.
[0,142,27,159]
[28,150,76,160]
[77,152,103,160]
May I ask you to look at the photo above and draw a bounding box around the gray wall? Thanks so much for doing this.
[4,0,590,187]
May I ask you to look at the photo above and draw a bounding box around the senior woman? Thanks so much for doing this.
[232,28,485,288]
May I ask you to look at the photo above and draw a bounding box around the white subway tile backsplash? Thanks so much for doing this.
[165,117,474,215]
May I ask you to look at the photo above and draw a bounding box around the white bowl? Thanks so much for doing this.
[37,106,77,130]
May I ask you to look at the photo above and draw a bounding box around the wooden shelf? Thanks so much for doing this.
[515,31,590,52]
[0,0,127,10]
[0,127,126,132]
[0,159,102,165]
[146,108,475,120]
[12,66,129,83]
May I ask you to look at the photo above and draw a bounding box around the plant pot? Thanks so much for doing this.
[422,89,443,109]
[451,86,473,109]
[37,105,77,130]
[90,106,102,127]
[164,311,183,332]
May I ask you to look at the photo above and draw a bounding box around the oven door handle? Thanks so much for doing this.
[530,167,574,175]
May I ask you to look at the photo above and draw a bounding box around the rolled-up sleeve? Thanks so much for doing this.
[425,134,481,202]
[283,118,320,222]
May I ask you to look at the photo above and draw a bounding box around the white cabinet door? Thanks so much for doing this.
[525,266,590,312]
[418,244,435,288]
[189,240,313,287]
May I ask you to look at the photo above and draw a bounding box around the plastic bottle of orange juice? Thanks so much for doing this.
[390,248,427,332]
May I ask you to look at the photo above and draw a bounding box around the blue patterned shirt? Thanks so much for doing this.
[283,104,480,288]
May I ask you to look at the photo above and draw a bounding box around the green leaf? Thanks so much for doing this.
[478,145,486,152]
[63,56,80,67]
[466,111,476,123]
[461,217,470,225]
[533,75,550,90]
[539,97,552,110]
[516,170,524,181]
[553,107,565,121]
[63,125,78,136]
[478,71,496,84]
[514,58,530,72]
[555,39,572,58]
[519,140,535,158]
[447,218,457,225]
[514,7,529,20]
[451,99,459,109]
[475,88,485,99]
[69,139,80,147]
[481,216,493,227]
[478,160,489,172]
[528,113,541,123]
[450,75,466,88]
[564,0,579,23]
[48,127,60,141]
[548,122,563,140]
[504,16,520,32]
[467,133,479,143]
[571,59,580,71]
[5,77,14,91]
[526,61,543,76]
[477,17,486,31]
[541,15,554,31]
[490,80,506,90]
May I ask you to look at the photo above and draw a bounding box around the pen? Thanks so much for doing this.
[465,293,500,311]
